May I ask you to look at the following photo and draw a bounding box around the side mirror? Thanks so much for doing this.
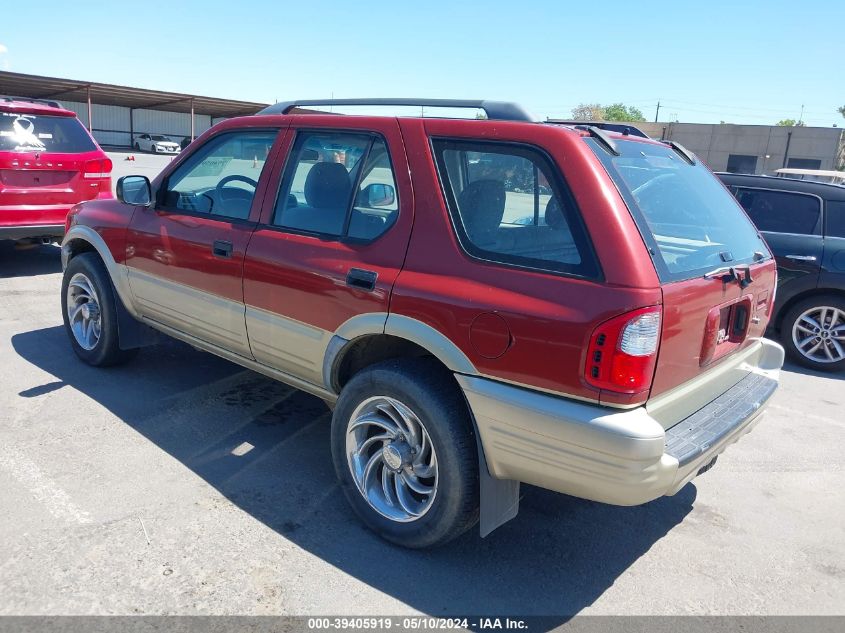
[362,183,396,207]
[117,175,152,206]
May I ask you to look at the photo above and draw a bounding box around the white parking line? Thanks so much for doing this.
[770,404,841,425]
[0,444,92,525]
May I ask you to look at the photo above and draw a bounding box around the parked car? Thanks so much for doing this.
[133,134,180,154]
[0,96,112,242]
[60,98,784,548]
[718,172,845,371]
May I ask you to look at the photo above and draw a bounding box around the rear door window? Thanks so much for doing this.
[0,112,96,153]
[431,139,600,278]
[735,188,821,235]
[824,200,845,238]
[588,138,770,281]
[272,131,399,242]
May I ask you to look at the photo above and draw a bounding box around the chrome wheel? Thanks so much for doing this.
[792,306,845,364]
[66,272,102,351]
[345,396,438,523]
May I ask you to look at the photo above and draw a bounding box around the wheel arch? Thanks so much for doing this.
[327,314,477,393]
[775,287,845,331]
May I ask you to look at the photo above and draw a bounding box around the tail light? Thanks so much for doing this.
[585,306,662,394]
[83,158,113,179]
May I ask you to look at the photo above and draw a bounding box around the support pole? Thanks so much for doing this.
[190,99,195,141]
[86,85,93,132]
[129,108,134,148]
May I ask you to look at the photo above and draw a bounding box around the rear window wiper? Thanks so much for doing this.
[704,265,754,288]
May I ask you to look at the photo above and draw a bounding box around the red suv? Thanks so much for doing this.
[0,97,112,242]
[59,99,784,548]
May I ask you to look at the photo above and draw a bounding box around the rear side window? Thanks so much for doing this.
[0,112,96,153]
[735,188,821,235]
[825,200,845,238]
[431,139,599,278]
[273,131,399,241]
[588,138,769,282]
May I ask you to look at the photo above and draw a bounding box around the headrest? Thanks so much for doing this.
[545,197,566,230]
[304,162,351,209]
[458,179,506,241]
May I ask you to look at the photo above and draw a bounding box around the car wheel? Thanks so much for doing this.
[61,253,138,367]
[781,295,845,372]
[331,357,479,548]
[133,142,140,151]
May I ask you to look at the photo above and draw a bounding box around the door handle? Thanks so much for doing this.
[785,254,817,262]
[212,240,233,258]
[346,268,377,291]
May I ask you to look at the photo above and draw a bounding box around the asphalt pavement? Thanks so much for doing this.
[0,241,843,622]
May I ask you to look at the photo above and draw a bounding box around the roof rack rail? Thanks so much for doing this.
[547,120,649,139]
[258,98,536,122]
[663,140,696,165]
[0,95,63,109]
[574,125,620,156]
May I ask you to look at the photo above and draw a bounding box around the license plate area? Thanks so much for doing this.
[700,294,753,366]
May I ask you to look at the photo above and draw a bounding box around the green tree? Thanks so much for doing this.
[602,103,646,122]
[838,105,845,118]
[570,103,605,121]
[776,119,806,126]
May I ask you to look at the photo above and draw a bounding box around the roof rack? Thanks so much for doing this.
[547,120,649,139]
[1,95,63,109]
[573,125,621,155]
[662,140,696,165]
[258,98,536,122]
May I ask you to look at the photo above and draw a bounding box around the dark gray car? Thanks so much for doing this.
[718,172,845,371]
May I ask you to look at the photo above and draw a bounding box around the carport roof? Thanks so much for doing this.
[0,71,269,118]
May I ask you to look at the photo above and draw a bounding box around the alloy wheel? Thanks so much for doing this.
[792,305,845,364]
[66,272,102,351]
[345,396,438,523]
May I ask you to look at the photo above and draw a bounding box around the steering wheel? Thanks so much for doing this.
[216,174,258,201]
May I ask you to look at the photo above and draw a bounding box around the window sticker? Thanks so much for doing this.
[0,114,48,151]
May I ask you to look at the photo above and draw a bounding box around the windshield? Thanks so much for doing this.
[0,112,97,153]
[587,138,770,282]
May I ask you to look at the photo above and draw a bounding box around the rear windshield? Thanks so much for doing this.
[0,112,97,153]
[588,138,770,282]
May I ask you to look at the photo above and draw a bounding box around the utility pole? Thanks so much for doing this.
[798,104,804,125]
[654,100,661,123]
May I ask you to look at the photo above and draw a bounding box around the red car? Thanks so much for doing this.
[0,97,112,242]
[60,99,784,548]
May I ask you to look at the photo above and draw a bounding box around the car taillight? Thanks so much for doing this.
[83,158,112,178]
[585,306,662,394]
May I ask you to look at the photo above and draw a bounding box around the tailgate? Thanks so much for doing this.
[648,259,779,428]
[0,156,96,206]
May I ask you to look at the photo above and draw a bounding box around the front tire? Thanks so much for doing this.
[781,295,845,372]
[61,253,138,367]
[331,358,479,548]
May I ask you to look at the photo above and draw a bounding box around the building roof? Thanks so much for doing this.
[0,71,269,119]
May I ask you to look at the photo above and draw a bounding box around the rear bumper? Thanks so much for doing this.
[0,224,65,240]
[458,338,784,506]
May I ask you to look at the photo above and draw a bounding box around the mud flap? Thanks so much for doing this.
[110,284,162,350]
[476,433,520,537]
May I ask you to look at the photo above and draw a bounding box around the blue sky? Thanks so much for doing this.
[0,0,840,126]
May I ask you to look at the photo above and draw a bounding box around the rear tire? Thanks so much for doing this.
[61,253,138,367]
[331,358,479,548]
[781,294,845,372]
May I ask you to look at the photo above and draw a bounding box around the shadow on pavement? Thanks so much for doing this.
[782,360,844,381]
[13,325,696,626]
[0,241,62,278]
